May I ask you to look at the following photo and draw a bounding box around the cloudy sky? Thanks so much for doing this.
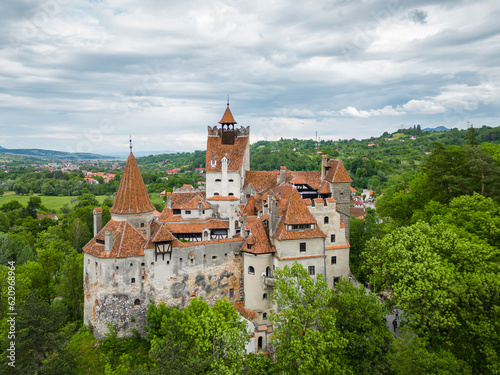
[1,0,499,155]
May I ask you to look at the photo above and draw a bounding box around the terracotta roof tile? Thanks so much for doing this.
[164,219,229,234]
[170,192,209,210]
[272,189,326,241]
[289,171,322,189]
[110,152,155,215]
[83,220,146,258]
[205,135,249,173]
[243,171,279,192]
[207,196,239,201]
[233,302,257,321]
[242,195,258,216]
[242,218,275,254]
[219,106,237,124]
[324,159,352,183]
[325,244,350,250]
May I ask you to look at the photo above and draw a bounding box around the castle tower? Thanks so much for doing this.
[109,148,155,229]
[205,102,250,202]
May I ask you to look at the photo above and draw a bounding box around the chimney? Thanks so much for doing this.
[104,230,113,252]
[146,223,151,240]
[242,216,248,238]
[269,193,279,236]
[321,155,328,180]
[280,166,286,184]
[93,207,102,237]
[166,192,172,208]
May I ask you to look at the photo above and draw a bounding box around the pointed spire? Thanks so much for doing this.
[219,100,237,124]
[110,151,155,215]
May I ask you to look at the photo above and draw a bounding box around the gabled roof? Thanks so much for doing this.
[241,218,274,254]
[242,195,258,216]
[151,223,178,243]
[243,171,279,193]
[324,159,352,183]
[219,106,237,124]
[110,152,155,215]
[169,191,209,210]
[282,188,317,225]
[83,220,146,258]
[205,135,249,173]
[272,189,326,241]
[289,171,322,189]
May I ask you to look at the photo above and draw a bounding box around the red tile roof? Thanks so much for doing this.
[169,192,210,210]
[242,196,258,216]
[110,152,155,215]
[164,219,229,234]
[83,220,146,258]
[219,106,237,124]
[272,189,326,241]
[205,135,249,173]
[324,159,352,183]
[325,244,350,250]
[207,196,239,201]
[242,218,275,254]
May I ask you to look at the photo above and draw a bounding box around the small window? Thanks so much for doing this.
[248,266,255,274]
[202,210,205,214]
[190,258,194,265]
[215,179,221,182]
[142,275,145,280]
[229,289,234,298]
[263,312,267,319]
[134,299,141,306]
[131,278,136,283]
[185,210,191,214]
[263,293,267,300]
[331,234,336,243]
[228,193,234,196]
[173,209,181,215]
[214,192,220,196]
[141,262,145,267]
[247,243,252,249]
[140,222,145,228]
[246,194,250,199]
[130,263,133,267]
[88,259,90,265]
[334,277,340,285]
[166,260,170,265]
[228,179,234,182]
[308,266,315,275]
[324,216,329,224]
[151,262,154,266]
[116,266,119,270]
[300,242,306,252]
[331,256,337,265]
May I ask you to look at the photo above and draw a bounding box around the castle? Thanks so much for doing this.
[83,104,352,351]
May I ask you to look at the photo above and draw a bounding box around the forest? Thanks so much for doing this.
[0,125,498,374]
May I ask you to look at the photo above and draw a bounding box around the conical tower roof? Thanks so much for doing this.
[219,105,237,124]
[110,152,155,215]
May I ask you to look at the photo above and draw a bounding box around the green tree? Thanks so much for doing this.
[331,278,393,374]
[363,221,500,374]
[270,262,348,374]
[145,297,249,375]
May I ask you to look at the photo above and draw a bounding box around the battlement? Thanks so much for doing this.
[304,197,337,211]
[207,125,250,137]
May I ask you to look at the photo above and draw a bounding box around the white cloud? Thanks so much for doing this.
[402,99,446,114]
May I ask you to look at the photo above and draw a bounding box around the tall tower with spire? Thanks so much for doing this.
[205,101,250,201]
[109,143,155,229]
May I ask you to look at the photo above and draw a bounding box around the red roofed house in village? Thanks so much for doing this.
[83,103,351,353]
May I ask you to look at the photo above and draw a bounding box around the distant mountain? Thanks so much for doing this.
[422,126,450,132]
[0,147,113,160]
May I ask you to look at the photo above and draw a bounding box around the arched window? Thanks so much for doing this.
[248,266,255,274]
[265,266,271,277]
[263,293,267,300]
[258,336,263,350]
[263,312,267,319]
[134,299,141,306]
[324,216,329,224]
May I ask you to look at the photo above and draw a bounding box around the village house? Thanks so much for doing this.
[83,104,351,352]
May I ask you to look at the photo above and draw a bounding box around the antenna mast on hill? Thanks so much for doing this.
[129,136,132,153]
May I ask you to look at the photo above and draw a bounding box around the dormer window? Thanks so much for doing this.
[215,179,221,182]
[173,209,181,215]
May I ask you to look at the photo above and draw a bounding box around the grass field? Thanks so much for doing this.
[0,191,166,213]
